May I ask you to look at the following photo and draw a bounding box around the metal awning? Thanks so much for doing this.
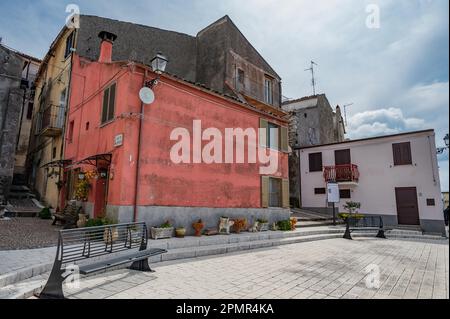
[41,159,72,169]
[65,154,112,170]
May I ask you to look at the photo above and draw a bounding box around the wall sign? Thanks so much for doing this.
[114,134,124,147]
[327,183,340,203]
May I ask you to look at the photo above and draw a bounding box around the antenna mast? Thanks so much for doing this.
[343,103,354,127]
[305,61,318,96]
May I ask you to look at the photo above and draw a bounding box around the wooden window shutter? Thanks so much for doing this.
[280,126,289,153]
[261,176,270,208]
[309,152,323,172]
[101,87,109,124]
[107,83,116,122]
[393,142,412,165]
[259,118,269,147]
[282,179,290,208]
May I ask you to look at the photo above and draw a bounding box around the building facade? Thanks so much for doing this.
[299,130,446,235]
[28,14,283,209]
[282,94,346,207]
[61,33,289,233]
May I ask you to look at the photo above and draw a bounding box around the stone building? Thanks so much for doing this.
[282,94,346,207]
[29,14,284,209]
[0,44,24,203]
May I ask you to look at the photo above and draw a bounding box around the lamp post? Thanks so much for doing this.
[145,52,169,88]
[437,133,449,154]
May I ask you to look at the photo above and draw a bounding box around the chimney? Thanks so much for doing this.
[98,31,117,63]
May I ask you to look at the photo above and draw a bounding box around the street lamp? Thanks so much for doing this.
[150,52,168,75]
[145,52,169,88]
[444,134,449,148]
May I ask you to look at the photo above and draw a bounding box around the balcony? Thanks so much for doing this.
[323,164,360,186]
[39,105,64,137]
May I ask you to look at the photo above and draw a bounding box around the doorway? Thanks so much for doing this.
[93,169,109,218]
[395,187,420,225]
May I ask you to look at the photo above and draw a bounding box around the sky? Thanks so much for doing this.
[0,0,448,191]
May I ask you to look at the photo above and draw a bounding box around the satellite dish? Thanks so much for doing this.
[139,87,155,104]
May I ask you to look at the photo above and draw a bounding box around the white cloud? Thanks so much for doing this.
[347,108,426,139]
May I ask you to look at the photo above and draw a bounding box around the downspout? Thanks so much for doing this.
[133,69,148,222]
[427,135,438,186]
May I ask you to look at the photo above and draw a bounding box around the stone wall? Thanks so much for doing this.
[0,45,24,203]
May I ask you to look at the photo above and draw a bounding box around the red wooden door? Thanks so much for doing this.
[93,175,108,218]
[395,187,420,225]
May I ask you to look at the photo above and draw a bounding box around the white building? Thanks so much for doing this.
[299,129,446,235]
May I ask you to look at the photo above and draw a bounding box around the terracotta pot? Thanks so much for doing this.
[192,222,204,237]
[103,227,119,244]
[175,228,186,238]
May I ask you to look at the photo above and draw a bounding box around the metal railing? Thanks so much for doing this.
[39,104,65,134]
[324,164,360,183]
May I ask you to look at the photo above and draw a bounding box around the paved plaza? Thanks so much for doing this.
[60,238,449,299]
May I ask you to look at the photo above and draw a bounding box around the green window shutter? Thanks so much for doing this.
[259,118,268,148]
[282,179,290,208]
[280,126,289,153]
[261,176,270,208]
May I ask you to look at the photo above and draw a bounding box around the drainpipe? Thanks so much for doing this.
[133,69,148,222]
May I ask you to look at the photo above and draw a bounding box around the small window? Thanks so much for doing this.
[309,152,323,172]
[68,120,74,143]
[304,113,308,118]
[269,177,282,208]
[427,199,435,206]
[64,32,74,59]
[52,147,57,159]
[340,189,351,199]
[237,69,245,87]
[86,122,90,131]
[393,142,412,166]
[268,122,280,150]
[264,77,273,105]
[26,102,34,119]
[315,188,326,195]
[101,83,116,124]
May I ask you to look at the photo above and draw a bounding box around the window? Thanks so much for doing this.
[393,142,412,166]
[64,32,74,59]
[335,149,351,165]
[237,69,245,90]
[309,152,323,172]
[26,102,34,119]
[268,122,280,150]
[427,199,435,206]
[101,83,116,124]
[264,77,273,105]
[315,188,326,195]
[86,122,90,131]
[52,147,57,159]
[340,189,351,199]
[68,120,74,143]
[268,178,282,207]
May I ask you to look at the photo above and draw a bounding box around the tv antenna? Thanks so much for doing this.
[305,61,318,96]
[343,103,354,127]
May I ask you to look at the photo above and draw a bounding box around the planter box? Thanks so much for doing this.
[257,223,270,232]
[151,227,174,240]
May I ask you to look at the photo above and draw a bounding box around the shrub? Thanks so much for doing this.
[39,207,52,220]
[277,220,292,231]
[85,217,115,227]
[159,221,173,229]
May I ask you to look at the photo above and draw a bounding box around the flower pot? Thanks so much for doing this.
[77,213,88,228]
[151,227,174,240]
[103,227,119,244]
[219,217,234,235]
[257,222,269,232]
[290,218,298,231]
[192,222,204,237]
[175,228,187,238]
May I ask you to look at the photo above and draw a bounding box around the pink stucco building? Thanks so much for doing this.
[299,129,446,235]
[61,32,290,233]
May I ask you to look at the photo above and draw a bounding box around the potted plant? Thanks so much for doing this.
[290,217,298,231]
[277,219,293,231]
[192,219,205,237]
[232,218,247,234]
[257,219,269,232]
[151,221,174,240]
[343,201,361,215]
[175,227,187,238]
[77,212,88,228]
[218,216,234,235]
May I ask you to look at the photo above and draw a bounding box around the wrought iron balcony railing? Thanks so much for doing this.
[39,104,65,137]
[324,164,360,183]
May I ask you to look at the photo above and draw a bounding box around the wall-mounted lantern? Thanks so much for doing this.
[78,172,86,180]
[150,52,168,75]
